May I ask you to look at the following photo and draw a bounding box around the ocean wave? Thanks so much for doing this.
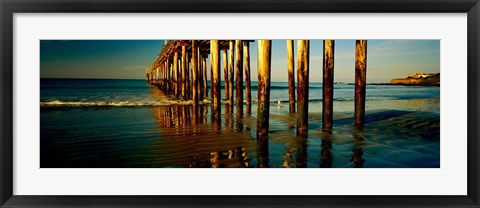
[40,96,420,108]
[40,100,209,107]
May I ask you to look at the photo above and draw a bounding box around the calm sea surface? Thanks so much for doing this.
[40,78,440,168]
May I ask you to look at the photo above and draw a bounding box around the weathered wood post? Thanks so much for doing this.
[287,40,296,113]
[244,41,251,114]
[211,40,221,122]
[173,49,179,97]
[257,40,272,168]
[181,46,187,100]
[235,40,244,119]
[223,48,229,101]
[171,62,174,94]
[296,40,310,137]
[197,45,203,101]
[210,55,214,99]
[162,62,166,89]
[186,52,190,100]
[354,40,367,128]
[203,56,208,97]
[166,58,170,94]
[322,40,335,131]
[191,40,199,105]
[228,40,234,107]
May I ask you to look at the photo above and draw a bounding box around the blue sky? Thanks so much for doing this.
[40,40,439,83]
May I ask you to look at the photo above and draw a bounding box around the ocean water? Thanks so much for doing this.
[40,78,440,168]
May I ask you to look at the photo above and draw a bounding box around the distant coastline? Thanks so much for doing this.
[345,73,440,86]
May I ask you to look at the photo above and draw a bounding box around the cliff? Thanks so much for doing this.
[390,73,440,86]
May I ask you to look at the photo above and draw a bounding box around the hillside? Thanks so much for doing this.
[390,73,440,86]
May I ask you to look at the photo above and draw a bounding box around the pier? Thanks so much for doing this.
[147,40,368,137]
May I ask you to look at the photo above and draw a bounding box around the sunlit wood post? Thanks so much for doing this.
[323,40,335,131]
[171,62,175,94]
[171,61,174,94]
[163,62,166,90]
[181,46,187,100]
[287,40,296,113]
[257,40,272,142]
[160,64,163,88]
[166,58,170,94]
[171,62,174,95]
[210,40,221,121]
[228,40,235,107]
[173,49,179,97]
[210,55,214,99]
[203,56,208,97]
[191,40,199,105]
[198,47,203,101]
[159,63,162,88]
[244,41,252,114]
[354,40,367,128]
[163,61,166,92]
[156,65,159,86]
[223,48,229,101]
[186,53,190,100]
[296,40,309,137]
[235,40,244,118]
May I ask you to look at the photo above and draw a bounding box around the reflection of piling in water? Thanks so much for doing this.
[323,40,335,131]
[295,137,308,168]
[287,40,296,113]
[352,129,366,168]
[320,134,333,168]
[296,40,309,137]
[355,40,368,128]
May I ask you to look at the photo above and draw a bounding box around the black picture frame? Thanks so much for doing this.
[1,0,479,207]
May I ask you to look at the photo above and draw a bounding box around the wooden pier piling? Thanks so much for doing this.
[181,46,187,100]
[198,46,203,101]
[228,41,234,107]
[244,41,251,114]
[186,53,190,100]
[223,48,229,101]
[322,40,335,131]
[296,40,309,137]
[147,40,370,138]
[166,58,170,94]
[287,40,295,113]
[191,40,199,105]
[173,50,179,96]
[203,56,208,97]
[257,40,272,141]
[210,55,214,99]
[210,40,221,121]
[354,40,367,128]
[235,40,244,118]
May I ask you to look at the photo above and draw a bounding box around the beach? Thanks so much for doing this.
[40,78,440,168]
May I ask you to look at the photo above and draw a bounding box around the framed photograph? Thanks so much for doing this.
[1,0,479,207]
